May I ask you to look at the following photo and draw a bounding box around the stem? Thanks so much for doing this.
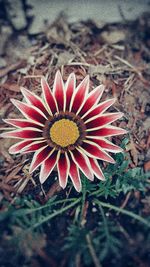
[80,174,87,224]
[99,205,109,241]
[12,198,78,217]
[86,234,103,267]
[95,200,150,227]
[90,185,116,197]
[29,198,81,230]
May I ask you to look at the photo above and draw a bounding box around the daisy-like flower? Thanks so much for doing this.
[1,71,127,192]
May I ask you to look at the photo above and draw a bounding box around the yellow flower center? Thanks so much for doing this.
[50,119,79,147]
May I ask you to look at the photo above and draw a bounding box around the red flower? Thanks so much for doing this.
[1,71,127,191]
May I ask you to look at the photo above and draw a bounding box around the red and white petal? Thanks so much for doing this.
[21,140,47,153]
[86,112,123,131]
[21,87,49,116]
[41,78,57,115]
[9,140,32,154]
[65,72,76,111]
[83,98,116,122]
[91,138,123,153]
[29,146,54,173]
[57,152,70,189]
[53,70,65,111]
[11,99,47,126]
[87,126,127,138]
[80,140,115,163]
[79,84,105,118]
[1,127,43,139]
[89,158,105,181]
[3,119,43,129]
[39,150,58,184]
[69,75,89,114]
[69,148,94,181]
[69,159,81,192]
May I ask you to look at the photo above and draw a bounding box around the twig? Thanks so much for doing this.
[24,75,44,79]
[94,45,108,56]
[86,234,103,267]
[0,60,26,78]
[75,253,81,267]
[114,55,150,85]
[119,191,131,210]
[114,55,137,69]
[117,222,134,245]
[67,62,90,67]
[45,180,62,201]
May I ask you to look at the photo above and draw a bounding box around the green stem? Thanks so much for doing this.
[99,205,109,241]
[95,200,150,227]
[11,198,78,217]
[90,185,116,197]
[30,198,81,230]
[80,174,87,224]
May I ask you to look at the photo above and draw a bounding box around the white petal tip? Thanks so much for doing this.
[99,176,106,181]
[29,166,34,174]
[120,112,124,118]
[41,77,46,84]
[10,98,16,104]
[75,186,82,192]
[99,84,105,89]
[88,175,94,181]
[2,119,7,124]
[70,72,75,78]
[0,133,4,138]
[56,70,62,77]
[39,176,47,184]
[60,183,67,190]
[8,148,16,154]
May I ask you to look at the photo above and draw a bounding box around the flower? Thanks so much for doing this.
[1,71,127,192]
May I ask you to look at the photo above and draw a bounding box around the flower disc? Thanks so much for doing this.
[50,119,79,147]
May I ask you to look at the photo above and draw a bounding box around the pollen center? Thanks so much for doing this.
[50,119,79,147]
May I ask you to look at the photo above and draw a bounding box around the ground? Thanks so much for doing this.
[0,8,150,267]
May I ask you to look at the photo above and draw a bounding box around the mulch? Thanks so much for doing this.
[0,13,150,201]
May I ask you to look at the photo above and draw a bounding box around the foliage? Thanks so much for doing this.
[0,139,150,267]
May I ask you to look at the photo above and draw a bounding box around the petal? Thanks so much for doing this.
[40,150,58,184]
[1,127,43,139]
[3,119,43,129]
[29,146,54,173]
[65,73,76,111]
[83,98,116,122]
[41,78,57,115]
[21,87,49,116]
[79,84,105,118]
[69,148,94,181]
[53,70,65,111]
[21,140,47,153]
[80,140,115,163]
[69,159,81,192]
[57,152,70,189]
[92,138,123,153]
[11,99,47,126]
[87,126,128,138]
[9,140,32,154]
[70,75,89,114]
[86,112,123,131]
[89,158,105,180]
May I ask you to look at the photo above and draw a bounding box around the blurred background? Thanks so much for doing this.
[0,0,150,34]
